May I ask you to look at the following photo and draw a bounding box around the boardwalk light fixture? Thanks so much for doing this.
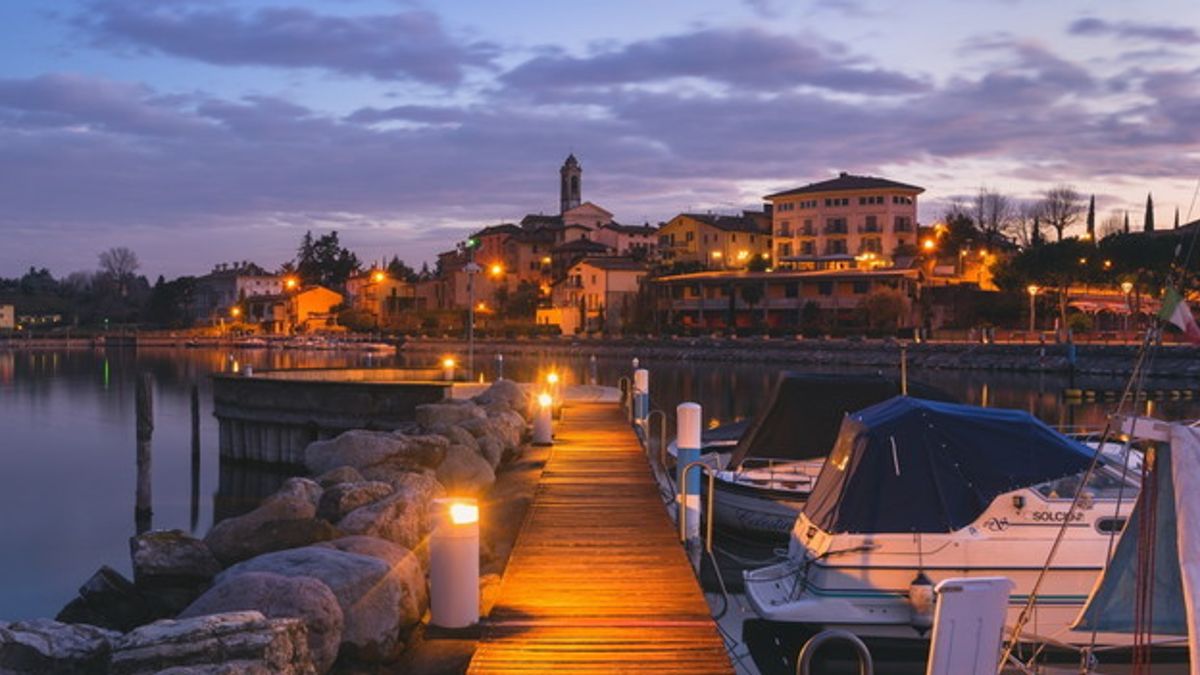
[442,357,456,381]
[430,497,480,629]
[533,392,554,446]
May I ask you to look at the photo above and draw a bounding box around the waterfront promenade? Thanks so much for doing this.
[468,402,733,674]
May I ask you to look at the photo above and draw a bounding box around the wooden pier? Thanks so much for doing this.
[468,402,733,674]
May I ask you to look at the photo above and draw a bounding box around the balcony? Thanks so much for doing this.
[858,224,882,234]
[823,224,848,235]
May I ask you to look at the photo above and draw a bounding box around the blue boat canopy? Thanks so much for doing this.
[803,397,1096,534]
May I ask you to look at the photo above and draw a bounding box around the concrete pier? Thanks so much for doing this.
[212,368,450,465]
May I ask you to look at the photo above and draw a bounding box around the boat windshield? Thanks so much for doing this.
[1034,463,1139,500]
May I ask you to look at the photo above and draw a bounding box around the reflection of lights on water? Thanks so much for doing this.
[102,359,110,390]
[231,360,240,373]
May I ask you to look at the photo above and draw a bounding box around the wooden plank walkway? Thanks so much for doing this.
[468,402,733,674]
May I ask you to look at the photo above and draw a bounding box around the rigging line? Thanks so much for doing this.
[999,327,1157,672]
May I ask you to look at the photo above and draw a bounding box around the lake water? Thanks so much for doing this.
[1,345,1197,623]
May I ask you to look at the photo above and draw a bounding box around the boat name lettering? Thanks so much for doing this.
[983,517,1009,531]
[1030,511,1083,522]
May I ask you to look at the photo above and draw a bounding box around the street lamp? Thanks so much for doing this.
[371,270,386,284]
[1026,285,1039,333]
[284,277,298,290]
[1121,281,1134,333]
[489,263,504,278]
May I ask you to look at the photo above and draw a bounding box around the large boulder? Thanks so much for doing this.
[218,547,419,662]
[181,573,342,674]
[472,380,530,421]
[130,530,221,584]
[56,566,168,632]
[312,466,364,489]
[425,424,480,454]
[337,472,445,554]
[0,619,120,674]
[458,415,522,463]
[436,443,496,495]
[316,481,393,523]
[414,402,485,429]
[205,480,338,567]
[110,611,314,675]
[304,431,447,477]
[316,537,426,630]
[487,410,528,451]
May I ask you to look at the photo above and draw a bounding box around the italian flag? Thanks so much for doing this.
[1159,287,1200,343]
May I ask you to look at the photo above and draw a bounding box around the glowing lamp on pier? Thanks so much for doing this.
[546,372,559,386]
[533,392,554,446]
[442,357,456,382]
[430,497,480,629]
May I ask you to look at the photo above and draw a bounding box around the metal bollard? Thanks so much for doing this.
[429,498,480,629]
[676,402,702,541]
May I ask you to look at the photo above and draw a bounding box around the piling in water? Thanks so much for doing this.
[135,373,154,533]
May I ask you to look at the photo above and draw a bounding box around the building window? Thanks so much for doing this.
[800,241,815,255]
[802,219,815,236]
[862,215,879,233]
[686,231,694,242]
[853,281,870,294]
[778,220,792,236]
[784,283,799,298]
[861,238,882,253]
[824,218,848,235]
[892,195,914,205]
[894,216,912,232]
[779,242,793,257]
[818,281,833,296]
[826,239,847,255]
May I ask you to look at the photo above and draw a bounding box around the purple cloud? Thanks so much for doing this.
[1069,17,1200,45]
[501,28,929,95]
[76,2,498,85]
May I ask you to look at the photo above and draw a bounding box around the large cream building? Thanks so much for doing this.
[766,173,923,269]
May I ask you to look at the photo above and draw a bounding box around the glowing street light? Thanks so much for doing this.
[371,270,386,283]
[489,263,504,277]
[1026,285,1040,333]
[442,357,456,381]
[922,238,936,252]
[284,277,298,290]
[230,306,242,319]
[541,256,552,265]
[1121,281,1134,332]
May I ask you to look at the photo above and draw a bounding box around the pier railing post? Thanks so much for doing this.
[633,368,649,428]
[676,402,702,542]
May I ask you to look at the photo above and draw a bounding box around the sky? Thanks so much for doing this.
[2,0,1199,279]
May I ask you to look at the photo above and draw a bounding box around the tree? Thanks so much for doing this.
[1144,193,1155,232]
[972,187,1012,247]
[144,276,196,328]
[386,256,418,282]
[1009,200,1042,248]
[505,280,540,319]
[858,288,905,334]
[294,231,360,289]
[1038,185,1084,242]
[1086,195,1096,241]
[98,247,140,296]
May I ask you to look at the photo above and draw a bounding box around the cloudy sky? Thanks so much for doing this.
[2,0,1199,278]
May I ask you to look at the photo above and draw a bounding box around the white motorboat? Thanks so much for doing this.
[744,397,1145,653]
[671,373,954,541]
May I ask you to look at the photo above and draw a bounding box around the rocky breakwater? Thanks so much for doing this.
[4,380,532,674]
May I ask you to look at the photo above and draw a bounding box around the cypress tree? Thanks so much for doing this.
[1123,211,1130,234]
[1144,193,1155,232]
[1086,194,1096,241]
[1175,207,1181,229]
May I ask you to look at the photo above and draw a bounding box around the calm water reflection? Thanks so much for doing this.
[1,345,1197,620]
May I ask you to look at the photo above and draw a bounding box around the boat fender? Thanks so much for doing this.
[908,571,935,635]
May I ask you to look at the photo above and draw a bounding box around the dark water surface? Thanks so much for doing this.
[1,345,1198,621]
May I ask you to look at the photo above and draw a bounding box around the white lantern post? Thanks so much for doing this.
[442,357,456,382]
[429,498,480,629]
[532,392,554,446]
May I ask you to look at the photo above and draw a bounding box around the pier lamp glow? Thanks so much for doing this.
[442,357,456,382]
[430,497,480,629]
[532,392,554,446]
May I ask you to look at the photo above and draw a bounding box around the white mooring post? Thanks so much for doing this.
[532,392,554,446]
[430,498,480,629]
[633,368,649,426]
[495,353,504,380]
[676,402,702,541]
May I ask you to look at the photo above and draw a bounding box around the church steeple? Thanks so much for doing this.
[560,154,582,213]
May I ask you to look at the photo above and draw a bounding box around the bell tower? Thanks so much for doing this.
[560,154,581,213]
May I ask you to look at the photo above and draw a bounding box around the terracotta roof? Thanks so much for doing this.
[573,256,647,272]
[471,223,523,239]
[674,213,769,234]
[521,214,564,229]
[653,268,919,283]
[600,222,658,235]
[765,172,924,199]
